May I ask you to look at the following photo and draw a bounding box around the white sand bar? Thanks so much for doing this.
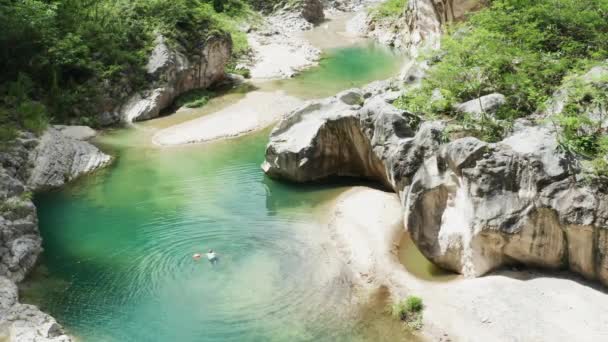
[152,91,303,146]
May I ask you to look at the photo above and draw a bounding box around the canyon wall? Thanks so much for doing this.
[365,0,482,53]
[0,127,111,341]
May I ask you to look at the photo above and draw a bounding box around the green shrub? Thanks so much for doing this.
[20,191,33,202]
[18,101,48,135]
[372,0,408,19]
[235,68,251,79]
[391,295,424,329]
[404,295,423,313]
[551,73,608,176]
[175,89,214,109]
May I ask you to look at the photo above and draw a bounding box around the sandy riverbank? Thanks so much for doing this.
[152,91,302,146]
[327,187,608,342]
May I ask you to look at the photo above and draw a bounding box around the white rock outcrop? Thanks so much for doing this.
[262,85,608,287]
[109,34,232,123]
[28,128,111,190]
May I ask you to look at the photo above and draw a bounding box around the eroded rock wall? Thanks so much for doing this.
[365,0,481,54]
[263,87,608,286]
[101,33,232,124]
[0,128,111,341]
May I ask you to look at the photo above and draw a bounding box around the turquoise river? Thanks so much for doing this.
[22,37,427,341]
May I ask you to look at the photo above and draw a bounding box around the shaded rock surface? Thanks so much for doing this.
[0,127,110,341]
[302,0,325,23]
[263,85,608,287]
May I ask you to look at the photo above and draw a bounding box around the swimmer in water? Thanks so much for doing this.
[206,249,218,265]
[192,253,202,260]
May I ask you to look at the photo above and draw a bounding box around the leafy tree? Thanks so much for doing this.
[0,0,256,138]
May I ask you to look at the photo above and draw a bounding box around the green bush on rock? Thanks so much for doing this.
[371,0,408,19]
[550,73,608,177]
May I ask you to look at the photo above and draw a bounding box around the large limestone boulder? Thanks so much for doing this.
[1,127,110,282]
[102,33,232,124]
[262,89,390,184]
[262,87,608,287]
[28,128,111,190]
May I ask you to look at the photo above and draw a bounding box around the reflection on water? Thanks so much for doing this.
[398,233,459,282]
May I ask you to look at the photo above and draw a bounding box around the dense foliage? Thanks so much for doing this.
[397,0,608,140]
[371,0,408,19]
[551,74,608,176]
[0,0,256,142]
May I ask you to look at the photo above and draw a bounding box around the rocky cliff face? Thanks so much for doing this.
[100,33,232,125]
[365,0,481,54]
[0,127,111,341]
[262,80,608,286]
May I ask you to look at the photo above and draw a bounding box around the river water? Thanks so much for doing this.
[21,22,417,341]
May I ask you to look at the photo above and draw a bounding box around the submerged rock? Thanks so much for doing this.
[262,87,608,287]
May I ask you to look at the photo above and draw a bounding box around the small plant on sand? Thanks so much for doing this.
[391,295,424,330]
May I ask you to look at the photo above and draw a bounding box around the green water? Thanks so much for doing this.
[24,43,412,341]
[398,234,458,282]
[258,43,403,99]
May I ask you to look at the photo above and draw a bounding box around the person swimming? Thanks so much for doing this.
[192,253,202,260]
[206,249,218,265]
